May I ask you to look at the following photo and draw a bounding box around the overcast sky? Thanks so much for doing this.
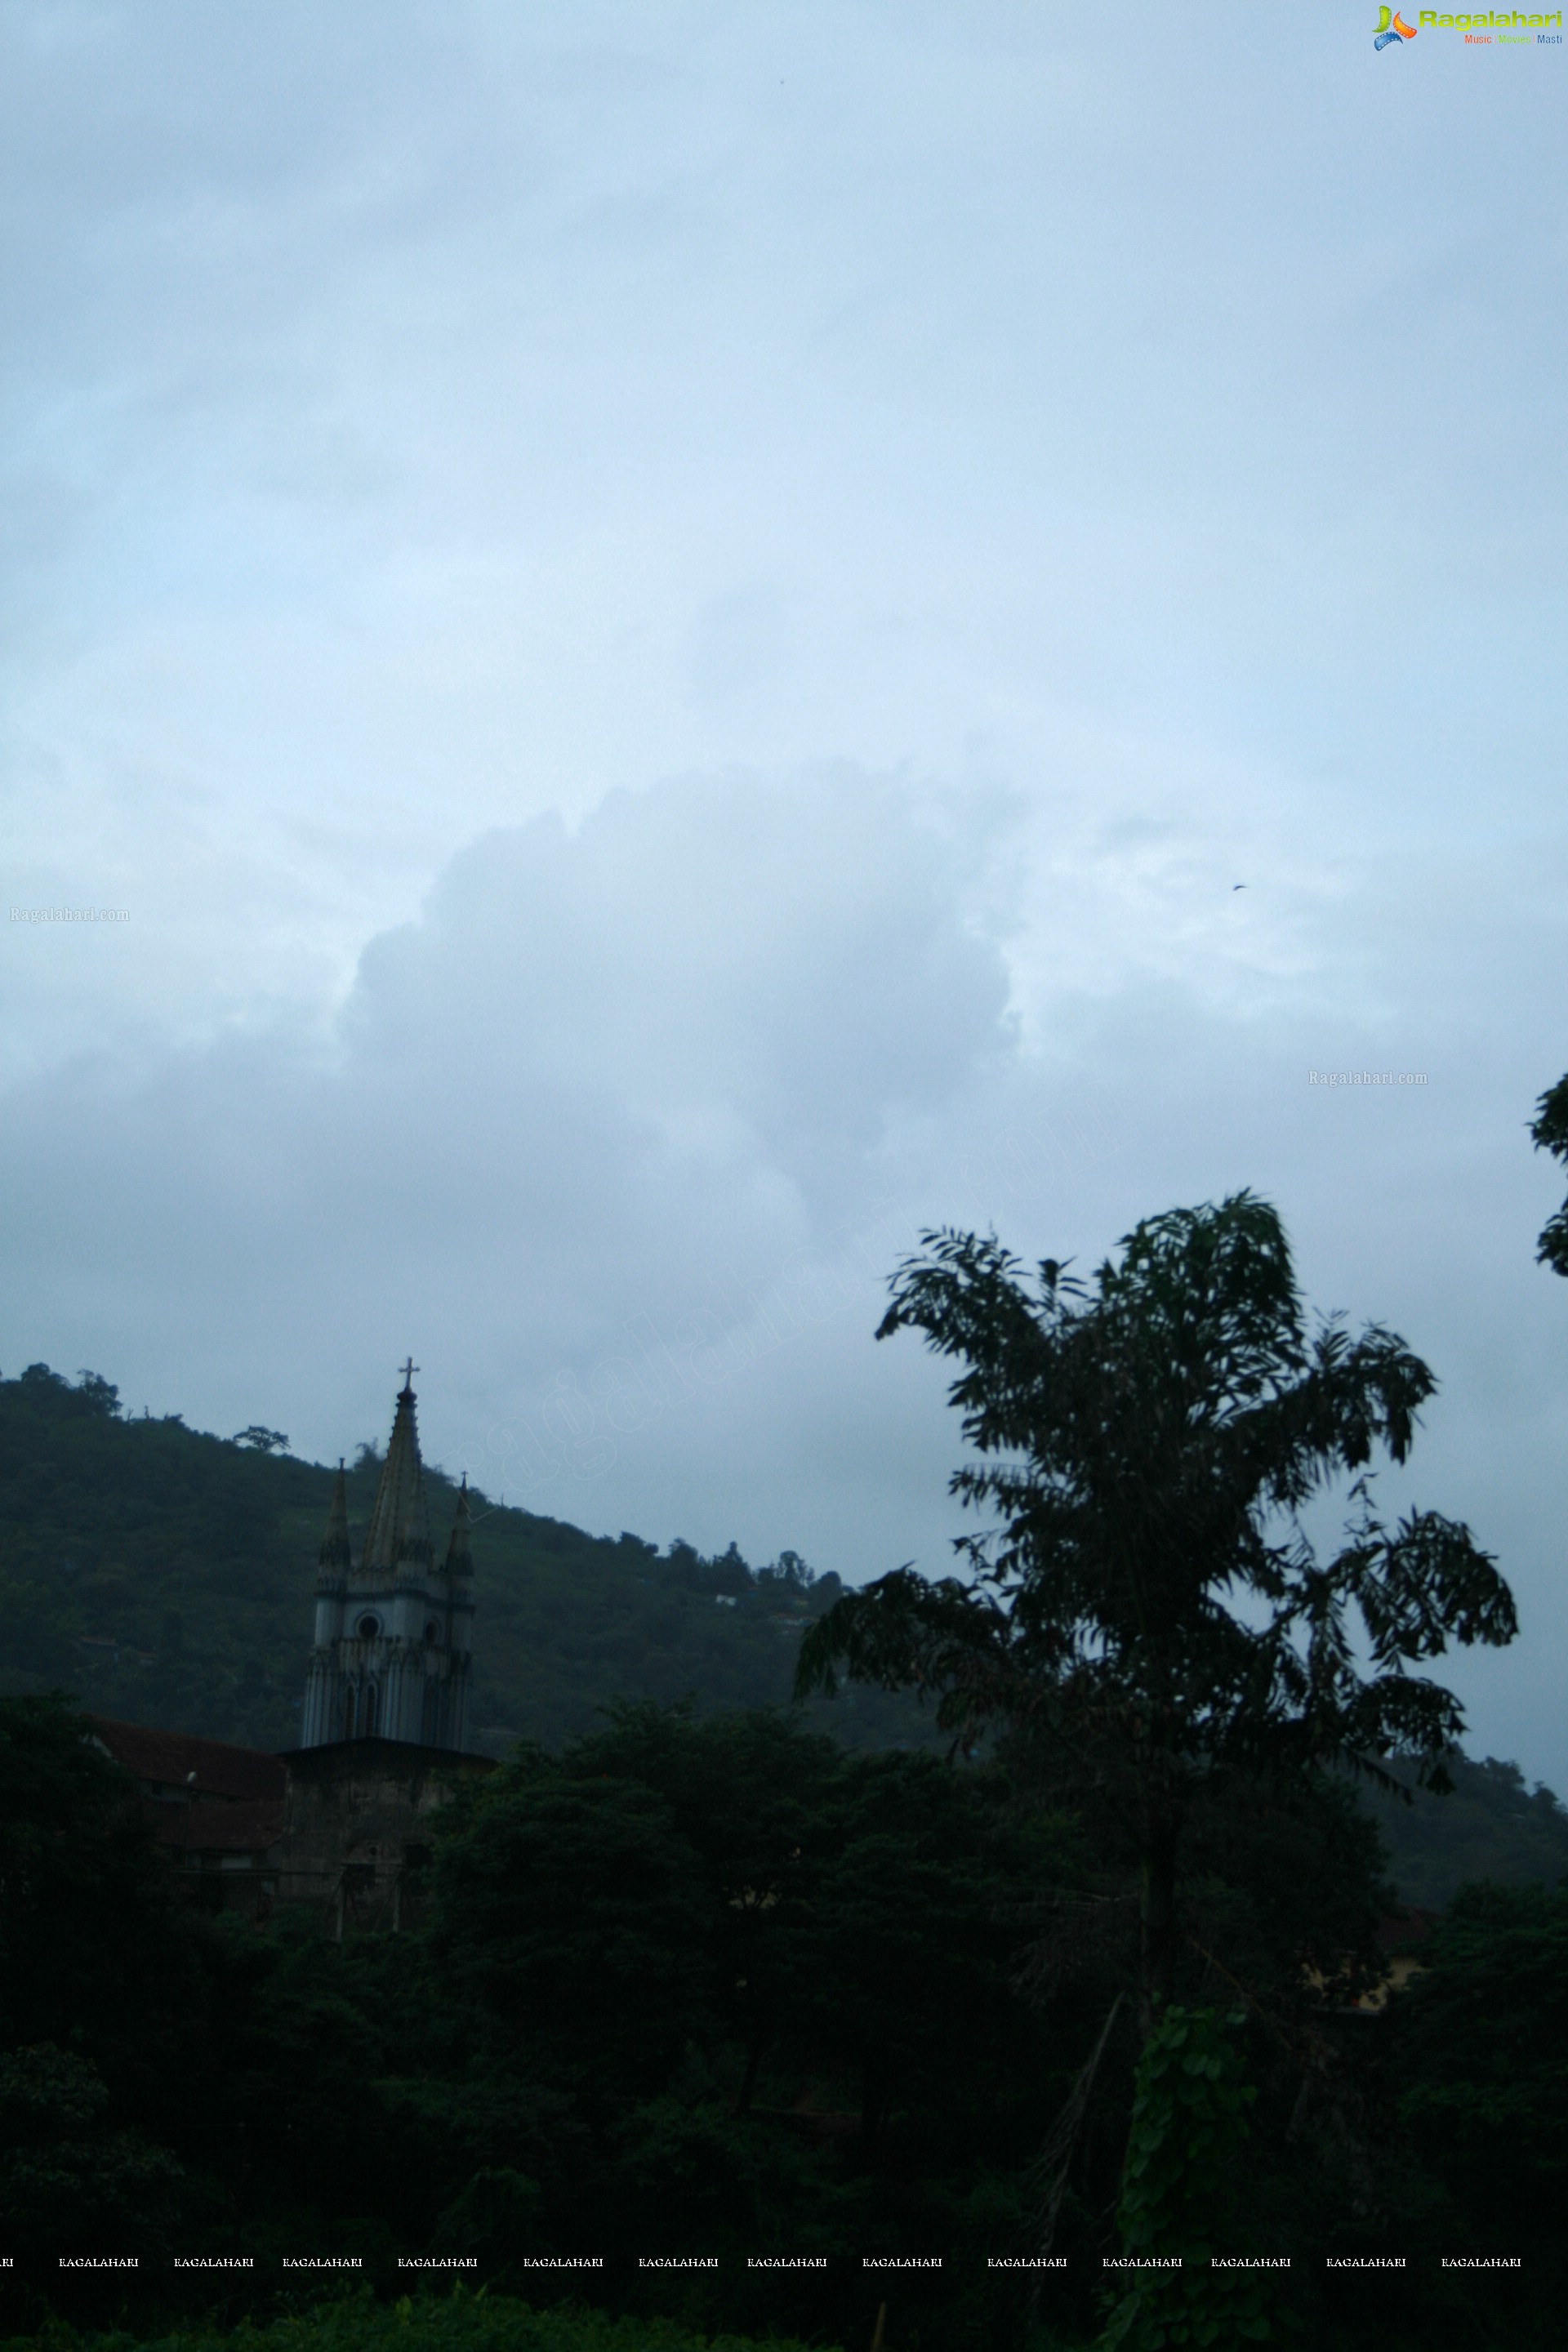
[4,3,1566,1781]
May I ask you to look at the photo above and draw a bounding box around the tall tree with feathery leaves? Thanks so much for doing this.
[1530,1072,1568,1275]
[796,1192,1516,2036]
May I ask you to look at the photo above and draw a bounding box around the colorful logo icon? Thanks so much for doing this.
[1374,6,1419,44]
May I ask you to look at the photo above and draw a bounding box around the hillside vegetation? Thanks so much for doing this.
[1358,1751,1568,1909]
[3,1361,1567,1911]
[8,2293,835,2352]
[0,1364,923,1757]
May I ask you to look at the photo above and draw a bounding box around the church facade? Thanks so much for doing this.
[91,1367,492,1936]
[300,1364,475,1752]
[280,1365,492,1931]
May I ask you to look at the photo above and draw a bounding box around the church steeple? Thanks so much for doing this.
[299,1365,475,1755]
[360,1363,432,1579]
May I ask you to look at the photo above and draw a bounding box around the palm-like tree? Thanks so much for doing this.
[797,1192,1516,2034]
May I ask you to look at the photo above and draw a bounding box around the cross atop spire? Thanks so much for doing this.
[399,1357,419,1392]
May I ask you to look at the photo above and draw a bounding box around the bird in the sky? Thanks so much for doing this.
[1232,884,1246,891]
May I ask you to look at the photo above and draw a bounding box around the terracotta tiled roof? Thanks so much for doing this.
[1374,1907,1439,1956]
[135,1793,285,1856]
[87,1716,287,1802]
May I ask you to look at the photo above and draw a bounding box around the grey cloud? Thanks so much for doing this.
[346,773,1013,1162]
[2,3,1567,1791]
[3,769,1568,1790]
[0,765,1019,1494]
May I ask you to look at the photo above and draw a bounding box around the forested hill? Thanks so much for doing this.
[1358,1752,1568,1909]
[0,1362,921,1756]
[4,1365,1568,1902]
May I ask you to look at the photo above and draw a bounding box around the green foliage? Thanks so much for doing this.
[3,1692,1566,2348]
[401,1711,1076,2345]
[0,1695,199,2100]
[0,1369,347,1749]
[806,1196,1513,1775]
[0,1699,1069,2341]
[1113,2008,1255,2258]
[0,1366,924,1755]
[431,1704,1055,2194]
[0,2041,110,2138]
[0,2042,185,2265]
[4,2287,835,2352]
[1177,1769,1391,2014]
[0,1303,1554,2352]
[434,1771,715,2099]
[1387,1882,1568,2258]
[1528,1071,1568,1275]
[1356,1751,1568,1909]
[1098,2008,1269,2350]
[800,1196,1514,2025]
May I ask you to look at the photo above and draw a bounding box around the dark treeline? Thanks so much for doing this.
[0,1688,1563,2350]
[11,1125,1568,2350]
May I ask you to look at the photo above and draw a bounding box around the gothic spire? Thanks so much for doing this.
[318,1459,352,1575]
[360,1368,432,1575]
[444,1474,474,1581]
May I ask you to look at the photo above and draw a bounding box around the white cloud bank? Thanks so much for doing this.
[4,766,1567,1782]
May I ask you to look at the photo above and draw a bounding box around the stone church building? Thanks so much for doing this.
[91,1366,493,1932]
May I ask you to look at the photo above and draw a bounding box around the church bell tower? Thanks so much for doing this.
[300,1365,475,1751]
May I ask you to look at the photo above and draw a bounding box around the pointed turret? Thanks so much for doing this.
[439,1470,476,1744]
[304,1459,353,1738]
[444,1475,474,1582]
[300,1365,475,1754]
[318,1461,352,1579]
[360,1364,432,1578]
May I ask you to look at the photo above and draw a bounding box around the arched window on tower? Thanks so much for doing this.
[363,1682,379,1738]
